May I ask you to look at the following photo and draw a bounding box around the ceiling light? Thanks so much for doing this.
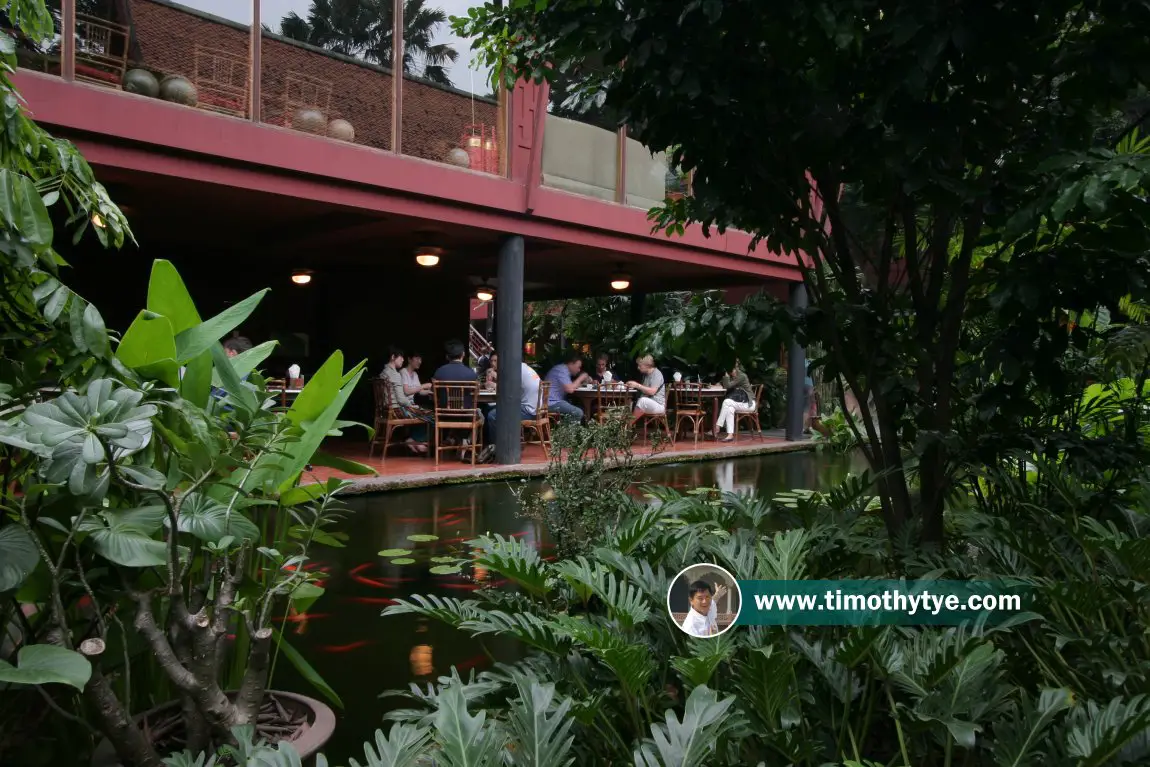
[475,278,495,302]
[291,270,313,285]
[610,270,631,291]
[415,246,443,267]
[91,213,105,229]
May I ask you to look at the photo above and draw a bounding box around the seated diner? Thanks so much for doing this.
[545,351,590,421]
[715,360,756,442]
[381,346,430,454]
[626,354,666,422]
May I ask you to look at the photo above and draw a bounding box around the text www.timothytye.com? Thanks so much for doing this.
[753,589,1022,616]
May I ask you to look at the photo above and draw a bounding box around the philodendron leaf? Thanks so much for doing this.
[348,724,433,767]
[433,683,508,767]
[0,525,39,592]
[634,685,740,767]
[0,644,91,690]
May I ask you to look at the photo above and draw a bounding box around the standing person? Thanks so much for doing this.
[544,351,590,422]
[588,352,615,383]
[715,360,756,442]
[626,354,666,423]
[381,347,429,454]
[485,362,541,449]
[803,364,817,435]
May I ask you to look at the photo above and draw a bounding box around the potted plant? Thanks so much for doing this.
[0,259,374,766]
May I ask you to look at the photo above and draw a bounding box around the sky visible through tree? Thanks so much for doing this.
[184,0,489,92]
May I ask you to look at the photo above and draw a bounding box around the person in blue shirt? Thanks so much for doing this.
[431,340,494,463]
[544,351,590,422]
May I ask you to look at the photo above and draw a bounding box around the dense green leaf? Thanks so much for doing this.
[0,524,39,592]
[0,644,92,690]
[270,629,344,709]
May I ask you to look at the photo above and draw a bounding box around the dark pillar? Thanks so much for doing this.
[630,292,647,327]
[785,282,808,441]
[495,236,525,464]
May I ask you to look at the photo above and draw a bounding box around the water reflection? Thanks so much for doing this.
[273,451,864,757]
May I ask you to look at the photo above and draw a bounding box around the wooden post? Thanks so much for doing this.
[249,0,260,122]
[390,0,404,153]
[61,0,75,82]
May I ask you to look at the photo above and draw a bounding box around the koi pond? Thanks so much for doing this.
[273,449,865,757]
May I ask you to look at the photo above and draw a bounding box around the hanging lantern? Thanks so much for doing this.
[461,124,499,174]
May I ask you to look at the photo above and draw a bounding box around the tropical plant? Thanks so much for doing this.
[626,290,791,405]
[373,474,1150,766]
[813,407,864,455]
[278,0,459,87]
[454,0,1150,549]
[162,725,322,767]
[514,411,642,560]
[0,256,372,766]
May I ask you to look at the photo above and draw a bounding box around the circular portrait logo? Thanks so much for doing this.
[667,564,742,638]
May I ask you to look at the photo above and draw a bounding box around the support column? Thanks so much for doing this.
[495,236,525,464]
[785,282,808,441]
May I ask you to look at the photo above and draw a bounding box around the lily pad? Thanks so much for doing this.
[378,549,413,557]
[430,556,458,564]
[429,565,463,575]
[407,534,439,542]
[389,558,416,565]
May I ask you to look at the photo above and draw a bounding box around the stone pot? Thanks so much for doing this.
[89,690,335,767]
[158,75,198,107]
[122,68,159,98]
[291,108,327,134]
[446,147,471,167]
[327,118,355,142]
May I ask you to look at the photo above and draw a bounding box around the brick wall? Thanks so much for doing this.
[125,0,498,163]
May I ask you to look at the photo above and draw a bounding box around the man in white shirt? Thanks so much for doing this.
[679,579,729,638]
[484,363,542,451]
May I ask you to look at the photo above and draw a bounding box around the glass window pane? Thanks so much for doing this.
[261,0,393,150]
[80,1,255,115]
[399,0,504,174]
[8,1,63,78]
[541,78,618,200]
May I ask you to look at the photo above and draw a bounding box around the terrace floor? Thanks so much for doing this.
[307,430,814,494]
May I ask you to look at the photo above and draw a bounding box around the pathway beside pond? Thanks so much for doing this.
[309,430,813,494]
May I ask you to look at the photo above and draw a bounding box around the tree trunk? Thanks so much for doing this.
[233,628,274,725]
[82,645,161,767]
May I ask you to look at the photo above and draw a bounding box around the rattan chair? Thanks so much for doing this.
[432,381,484,466]
[733,384,766,442]
[369,377,426,462]
[635,386,673,445]
[593,381,631,423]
[671,382,707,446]
[521,381,552,451]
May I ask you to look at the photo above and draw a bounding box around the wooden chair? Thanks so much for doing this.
[635,387,673,445]
[369,377,426,462]
[671,382,707,446]
[74,13,129,89]
[194,45,250,118]
[432,381,484,466]
[265,378,289,408]
[593,381,630,423]
[733,384,766,442]
[521,381,552,451]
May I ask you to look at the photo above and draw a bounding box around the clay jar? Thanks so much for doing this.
[292,107,326,134]
[122,68,159,98]
[158,75,198,106]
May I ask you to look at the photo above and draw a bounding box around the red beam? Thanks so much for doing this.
[14,72,802,280]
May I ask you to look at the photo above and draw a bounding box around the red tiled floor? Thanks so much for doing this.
[303,433,810,493]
